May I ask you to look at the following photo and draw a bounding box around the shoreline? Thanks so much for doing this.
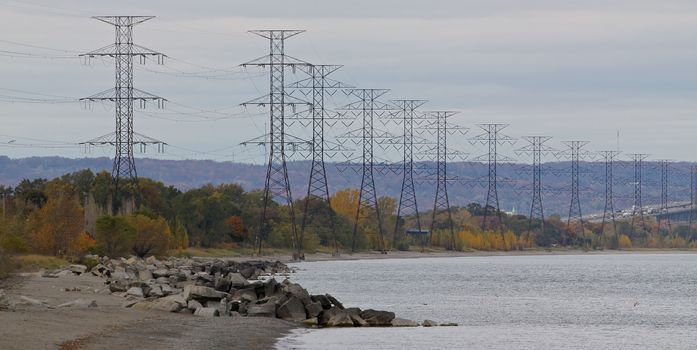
[252,248,697,264]
[0,272,296,350]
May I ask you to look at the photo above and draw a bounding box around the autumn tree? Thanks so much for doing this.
[126,214,172,257]
[27,182,84,256]
[95,215,134,257]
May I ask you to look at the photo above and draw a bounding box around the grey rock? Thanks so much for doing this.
[246,303,276,317]
[319,307,342,326]
[422,319,438,327]
[360,309,395,326]
[187,299,203,311]
[147,285,164,298]
[126,287,144,298]
[327,310,353,327]
[161,284,174,296]
[391,317,419,327]
[277,296,307,321]
[57,299,97,308]
[138,269,153,281]
[325,293,344,309]
[350,314,368,327]
[231,287,257,302]
[69,264,88,275]
[41,270,61,278]
[108,280,128,293]
[283,282,312,305]
[160,294,187,308]
[440,322,459,326]
[228,272,250,289]
[305,301,323,318]
[219,299,231,316]
[311,294,332,309]
[214,276,231,292]
[149,298,183,312]
[183,285,229,301]
[152,269,170,278]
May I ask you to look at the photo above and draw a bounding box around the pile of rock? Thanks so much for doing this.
[75,255,432,327]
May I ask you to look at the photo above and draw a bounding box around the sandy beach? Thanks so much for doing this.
[0,272,295,350]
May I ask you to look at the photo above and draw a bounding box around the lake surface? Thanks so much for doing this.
[277,253,697,350]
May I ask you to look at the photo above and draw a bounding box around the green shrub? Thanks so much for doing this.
[396,240,411,252]
[95,216,135,258]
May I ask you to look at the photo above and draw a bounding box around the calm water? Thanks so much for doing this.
[277,253,697,350]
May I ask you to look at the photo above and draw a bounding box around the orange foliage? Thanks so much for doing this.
[457,230,522,251]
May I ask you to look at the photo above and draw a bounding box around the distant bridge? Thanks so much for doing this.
[587,202,696,224]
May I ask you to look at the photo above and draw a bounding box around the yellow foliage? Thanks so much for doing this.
[618,234,632,249]
[456,230,521,251]
[70,232,96,254]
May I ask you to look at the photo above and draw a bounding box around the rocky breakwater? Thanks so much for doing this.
[79,256,440,328]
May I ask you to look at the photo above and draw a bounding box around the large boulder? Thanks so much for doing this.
[69,264,88,275]
[326,310,353,327]
[187,299,203,311]
[350,314,368,327]
[311,295,332,309]
[305,301,323,318]
[276,297,307,321]
[214,276,231,292]
[391,317,419,327]
[282,282,311,305]
[194,307,220,317]
[246,303,276,318]
[325,294,344,309]
[138,269,153,281]
[230,287,257,302]
[108,280,128,293]
[149,298,182,313]
[228,273,249,289]
[422,319,438,327]
[152,269,171,278]
[183,285,229,301]
[126,287,144,298]
[360,309,395,326]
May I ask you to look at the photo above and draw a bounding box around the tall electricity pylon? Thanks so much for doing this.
[627,153,649,235]
[288,64,351,256]
[470,124,515,232]
[657,160,672,234]
[339,89,393,253]
[559,140,591,245]
[598,150,620,243]
[391,99,427,248]
[240,30,309,258]
[516,136,554,240]
[80,16,166,206]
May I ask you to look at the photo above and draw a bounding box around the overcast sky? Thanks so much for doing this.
[1,0,697,162]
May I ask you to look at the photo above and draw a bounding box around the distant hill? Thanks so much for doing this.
[0,156,692,216]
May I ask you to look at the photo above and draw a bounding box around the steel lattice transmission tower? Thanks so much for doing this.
[288,64,351,256]
[341,89,393,254]
[426,111,464,247]
[690,165,697,240]
[80,16,166,203]
[470,124,515,231]
[627,153,649,235]
[657,160,672,234]
[391,99,427,248]
[560,141,591,243]
[598,150,620,241]
[240,30,308,258]
[516,136,554,239]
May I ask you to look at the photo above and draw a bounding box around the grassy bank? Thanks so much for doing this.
[0,254,69,278]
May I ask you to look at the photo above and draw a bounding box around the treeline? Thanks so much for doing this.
[0,169,696,261]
